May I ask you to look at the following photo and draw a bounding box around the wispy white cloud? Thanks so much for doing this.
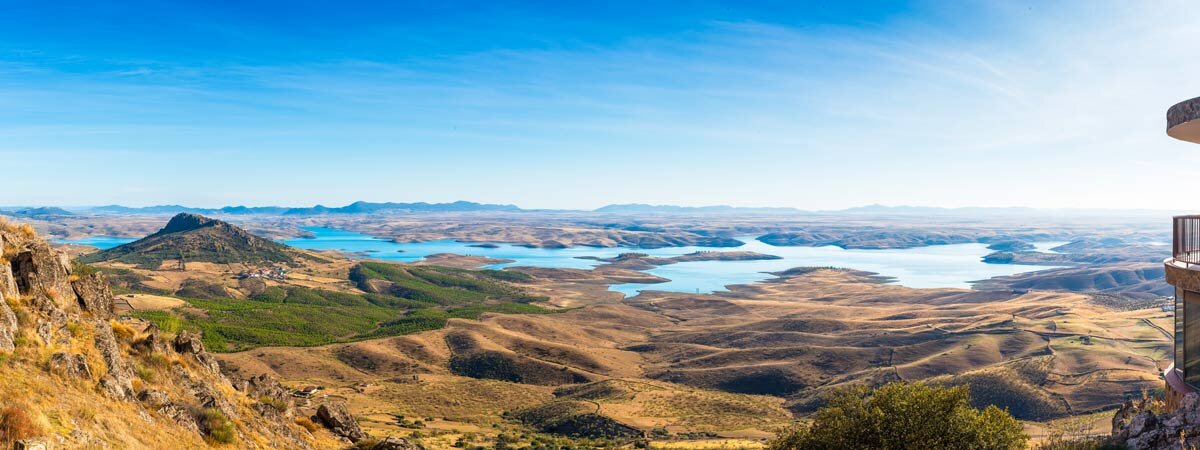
[2,2,1199,209]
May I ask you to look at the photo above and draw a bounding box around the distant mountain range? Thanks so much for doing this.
[833,204,1177,217]
[86,201,521,216]
[0,201,1180,217]
[593,204,805,214]
[8,206,75,217]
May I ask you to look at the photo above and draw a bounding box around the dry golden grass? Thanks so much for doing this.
[0,404,43,447]
[294,417,319,433]
[210,266,1168,445]
[123,293,187,311]
[110,320,137,342]
[17,224,35,239]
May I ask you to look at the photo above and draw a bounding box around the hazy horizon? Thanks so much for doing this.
[2,200,1191,215]
[4,1,1200,209]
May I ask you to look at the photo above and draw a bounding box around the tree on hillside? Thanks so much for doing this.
[768,382,1027,450]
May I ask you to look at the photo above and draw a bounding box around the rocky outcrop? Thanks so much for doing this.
[94,319,135,400]
[70,272,113,319]
[317,401,368,442]
[1114,393,1200,449]
[137,389,201,433]
[374,436,425,450]
[246,373,296,420]
[174,330,221,374]
[0,290,17,353]
[13,439,49,450]
[47,352,92,380]
[135,322,170,354]
[0,222,319,448]
[11,241,73,303]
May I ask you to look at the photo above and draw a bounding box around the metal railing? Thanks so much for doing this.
[1175,215,1200,265]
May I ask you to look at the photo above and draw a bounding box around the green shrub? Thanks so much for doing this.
[768,382,1027,450]
[134,364,155,382]
[202,408,236,444]
[130,310,184,334]
[258,395,288,412]
[250,286,287,303]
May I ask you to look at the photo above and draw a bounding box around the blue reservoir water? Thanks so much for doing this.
[285,227,1059,296]
[54,236,138,249]
[283,227,704,269]
[609,239,1057,296]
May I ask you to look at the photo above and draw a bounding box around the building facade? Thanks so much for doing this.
[1164,97,1200,408]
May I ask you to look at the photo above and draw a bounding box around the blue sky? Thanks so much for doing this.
[2,1,1200,209]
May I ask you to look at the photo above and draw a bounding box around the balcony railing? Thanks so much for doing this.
[1175,215,1200,265]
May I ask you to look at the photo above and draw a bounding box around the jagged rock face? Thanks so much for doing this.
[154,213,220,235]
[13,439,49,450]
[317,402,369,442]
[0,224,319,448]
[174,330,221,374]
[161,402,202,434]
[375,436,425,450]
[47,352,92,380]
[12,241,73,303]
[0,233,16,352]
[137,389,203,433]
[247,373,296,420]
[137,389,171,409]
[1115,393,1200,449]
[94,319,135,400]
[0,228,109,351]
[135,322,169,354]
[0,233,12,297]
[71,272,113,319]
[0,291,16,353]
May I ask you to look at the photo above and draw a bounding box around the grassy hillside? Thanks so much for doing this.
[132,262,559,352]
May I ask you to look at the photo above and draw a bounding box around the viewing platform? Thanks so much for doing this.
[1165,99,1200,410]
[1169,96,1200,144]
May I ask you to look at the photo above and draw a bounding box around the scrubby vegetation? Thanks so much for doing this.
[767,382,1027,450]
[174,278,231,299]
[512,401,644,440]
[936,368,1069,421]
[131,262,560,352]
[100,266,168,295]
[201,408,236,444]
[350,262,546,304]
[449,351,589,385]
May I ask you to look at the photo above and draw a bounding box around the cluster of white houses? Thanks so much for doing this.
[236,266,288,281]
